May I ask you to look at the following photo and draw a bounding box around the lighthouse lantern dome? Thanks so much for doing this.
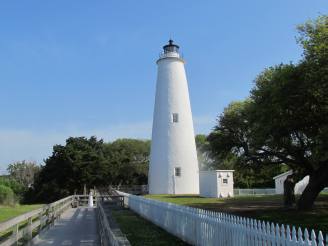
[163,39,180,54]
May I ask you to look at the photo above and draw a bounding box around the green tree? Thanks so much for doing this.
[0,184,14,205]
[207,101,285,188]
[103,139,150,185]
[31,137,151,203]
[249,16,328,209]
[208,15,328,210]
[7,161,40,188]
[0,176,25,201]
[33,136,108,202]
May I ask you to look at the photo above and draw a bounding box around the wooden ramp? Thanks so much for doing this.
[32,207,99,246]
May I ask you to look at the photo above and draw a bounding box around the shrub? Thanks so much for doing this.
[0,184,15,205]
[0,177,26,202]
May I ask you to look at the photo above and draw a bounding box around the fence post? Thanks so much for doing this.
[12,223,19,245]
[39,211,43,231]
[50,206,55,225]
[27,217,33,240]
[45,205,50,225]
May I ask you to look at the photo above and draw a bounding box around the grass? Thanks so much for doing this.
[0,204,43,242]
[145,193,283,205]
[111,208,188,246]
[0,204,43,223]
[145,194,328,234]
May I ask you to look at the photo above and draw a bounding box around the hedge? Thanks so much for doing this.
[0,184,14,205]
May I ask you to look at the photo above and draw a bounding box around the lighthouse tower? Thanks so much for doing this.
[148,40,199,194]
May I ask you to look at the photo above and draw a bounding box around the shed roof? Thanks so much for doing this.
[272,170,292,180]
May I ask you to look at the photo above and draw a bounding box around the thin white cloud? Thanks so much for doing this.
[0,121,152,174]
[0,115,213,174]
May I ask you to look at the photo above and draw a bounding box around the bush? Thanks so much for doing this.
[0,184,15,205]
[0,176,26,202]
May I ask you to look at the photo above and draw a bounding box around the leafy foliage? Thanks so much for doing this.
[31,137,150,203]
[0,176,25,196]
[7,161,40,188]
[207,15,328,209]
[0,184,14,205]
[200,123,286,188]
[103,139,150,185]
[0,176,25,203]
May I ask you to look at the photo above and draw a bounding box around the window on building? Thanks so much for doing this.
[172,113,179,123]
[174,167,181,177]
[222,178,228,184]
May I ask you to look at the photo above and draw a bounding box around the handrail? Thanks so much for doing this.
[0,194,129,246]
[96,201,130,246]
[158,51,184,60]
[0,195,74,231]
[0,195,74,246]
[0,207,43,233]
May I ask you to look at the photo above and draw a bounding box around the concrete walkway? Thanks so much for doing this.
[32,207,99,246]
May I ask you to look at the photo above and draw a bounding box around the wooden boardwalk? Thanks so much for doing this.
[32,207,99,246]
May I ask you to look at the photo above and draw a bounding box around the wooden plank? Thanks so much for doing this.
[0,208,43,232]
[0,196,73,232]
[0,228,23,246]
[0,195,73,246]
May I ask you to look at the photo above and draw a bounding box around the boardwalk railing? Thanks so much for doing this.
[109,185,148,195]
[117,191,327,246]
[0,195,74,246]
[96,201,130,246]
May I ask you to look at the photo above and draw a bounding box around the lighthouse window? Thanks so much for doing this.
[172,113,179,123]
[222,178,228,184]
[174,167,181,177]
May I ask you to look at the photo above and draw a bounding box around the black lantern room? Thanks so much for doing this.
[163,39,180,54]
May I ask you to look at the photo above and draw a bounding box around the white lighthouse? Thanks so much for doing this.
[148,40,199,194]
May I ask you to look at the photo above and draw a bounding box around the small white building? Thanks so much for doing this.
[199,170,234,198]
[273,170,309,195]
[273,170,293,194]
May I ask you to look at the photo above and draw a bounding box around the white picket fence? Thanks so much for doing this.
[117,191,327,246]
[233,187,328,196]
[234,188,276,196]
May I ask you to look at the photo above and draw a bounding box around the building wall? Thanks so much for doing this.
[217,171,234,198]
[199,172,217,197]
[148,54,199,194]
[199,171,234,198]
[274,170,292,194]
[274,170,309,195]
[294,175,309,194]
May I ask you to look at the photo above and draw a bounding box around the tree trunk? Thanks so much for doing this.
[297,164,328,210]
[283,175,296,208]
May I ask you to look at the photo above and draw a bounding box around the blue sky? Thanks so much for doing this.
[0,1,327,172]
